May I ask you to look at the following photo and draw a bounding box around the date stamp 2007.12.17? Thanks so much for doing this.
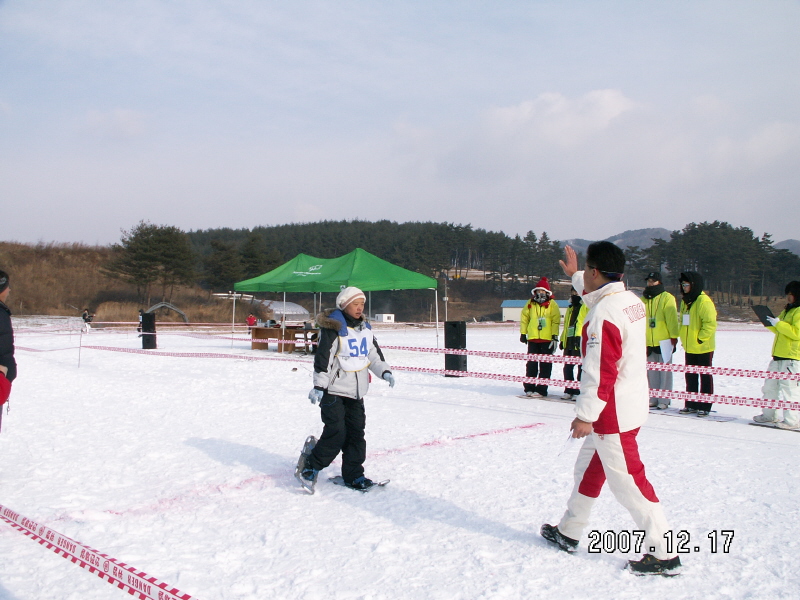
[587,530,734,554]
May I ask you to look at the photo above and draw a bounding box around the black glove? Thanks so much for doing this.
[520,334,527,344]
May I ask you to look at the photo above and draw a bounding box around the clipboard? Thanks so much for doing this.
[752,305,775,327]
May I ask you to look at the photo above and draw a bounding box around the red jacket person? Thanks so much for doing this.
[540,242,680,575]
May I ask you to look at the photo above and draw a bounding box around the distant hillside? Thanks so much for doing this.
[562,228,671,254]
[775,239,800,257]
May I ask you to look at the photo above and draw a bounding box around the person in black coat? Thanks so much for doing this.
[0,270,16,406]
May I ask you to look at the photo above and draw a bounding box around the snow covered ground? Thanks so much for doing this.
[0,318,798,599]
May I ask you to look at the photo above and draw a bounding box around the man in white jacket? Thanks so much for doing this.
[540,242,681,576]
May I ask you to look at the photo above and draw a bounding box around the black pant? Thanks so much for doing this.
[563,348,582,396]
[685,351,714,411]
[308,393,366,483]
[525,340,554,396]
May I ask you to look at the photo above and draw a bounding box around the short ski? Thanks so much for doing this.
[294,435,318,494]
[329,476,390,492]
[749,422,800,433]
[648,407,736,422]
[516,395,576,404]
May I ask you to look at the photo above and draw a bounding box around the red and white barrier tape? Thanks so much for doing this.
[72,345,799,411]
[161,337,800,382]
[382,345,800,381]
[383,345,582,363]
[25,328,799,381]
[176,333,313,345]
[392,365,800,411]
[82,346,309,365]
[642,360,800,381]
[17,346,80,353]
[0,504,196,600]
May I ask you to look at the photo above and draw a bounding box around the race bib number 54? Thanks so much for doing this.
[348,337,368,357]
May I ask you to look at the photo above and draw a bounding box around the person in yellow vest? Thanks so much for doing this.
[643,272,680,409]
[752,281,800,430]
[559,288,587,400]
[520,277,561,397]
[678,272,717,417]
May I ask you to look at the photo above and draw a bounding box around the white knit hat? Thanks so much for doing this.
[336,286,366,309]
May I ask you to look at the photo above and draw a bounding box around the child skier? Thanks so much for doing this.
[295,286,395,492]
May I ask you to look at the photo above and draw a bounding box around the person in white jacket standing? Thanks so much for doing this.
[540,242,681,576]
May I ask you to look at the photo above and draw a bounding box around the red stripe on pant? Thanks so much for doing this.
[577,428,659,503]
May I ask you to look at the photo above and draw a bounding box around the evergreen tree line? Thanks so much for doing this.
[103,219,800,304]
[187,220,566,293]
[627,221,800,300]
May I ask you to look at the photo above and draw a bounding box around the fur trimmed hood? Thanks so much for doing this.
[316,308,370,333]
[316,308,342,331]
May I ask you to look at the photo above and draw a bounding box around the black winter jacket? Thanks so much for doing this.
[0,301,17,382]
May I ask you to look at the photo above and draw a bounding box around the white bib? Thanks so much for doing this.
[336,327,373,372]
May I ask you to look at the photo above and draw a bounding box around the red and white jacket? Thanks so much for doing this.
[572,272,649,434]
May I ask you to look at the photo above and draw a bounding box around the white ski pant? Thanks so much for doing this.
[646,351,673,407]
[760,359,800,427]
[558,428,675,560]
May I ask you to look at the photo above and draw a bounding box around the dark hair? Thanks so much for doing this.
[0,269,8,293]
[786,281,800,297]
[586,241,625,278]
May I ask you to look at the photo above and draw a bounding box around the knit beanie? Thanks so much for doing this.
[0,270,8,294]
[531,277,552,296]
[336,286,366,310]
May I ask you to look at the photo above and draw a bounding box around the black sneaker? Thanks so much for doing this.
[697,410,709,417]
[679,408,697,414]
[626,554,681,576]
[540,524,578,553]
[346,476,375,491]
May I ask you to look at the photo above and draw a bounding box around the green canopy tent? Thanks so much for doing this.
[234,248,441,344]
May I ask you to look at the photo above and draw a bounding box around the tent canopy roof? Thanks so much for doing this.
[234,248,438,293]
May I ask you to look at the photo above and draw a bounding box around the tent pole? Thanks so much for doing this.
[369,291,372,320]
[231,292,236,349]
[434,289,440,348]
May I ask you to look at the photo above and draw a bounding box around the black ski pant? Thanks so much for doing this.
[562,348,582,396]
[684,351,714,412]
[525,340,554,396]
[308,393,366,483]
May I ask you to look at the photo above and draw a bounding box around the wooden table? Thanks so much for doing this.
[251,326,318,354]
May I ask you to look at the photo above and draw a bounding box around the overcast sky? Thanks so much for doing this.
[1,1,798,247]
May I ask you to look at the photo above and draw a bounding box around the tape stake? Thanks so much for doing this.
[0,504,197,600]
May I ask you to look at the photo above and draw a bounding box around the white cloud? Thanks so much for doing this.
[710,121,800,171]
[487,90,639,147]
